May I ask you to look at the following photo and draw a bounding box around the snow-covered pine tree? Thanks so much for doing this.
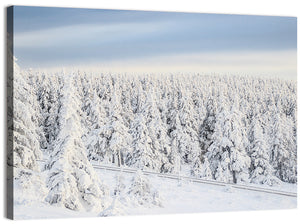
[191,153,213,179]
[227,97,251,183]
[13,60,42,171]
[199,97,217,156]
[79,73,95,131]
[200,157,213,179]
[126,89,164,171]
[12,59,47,204]
[46,74,107,212]
[144,91,173,172]
[280,116,297,183]
[126,114,155,170]
[128,170,162,207]
[104,89,132,166]
[82,88,108,162]
[131,82,146,114]
[35,74,62,154]
[177,90,201,164]
[248,116,278,185]
[118,76,135,127]
[207,96,250,183]
[269,107,297,183]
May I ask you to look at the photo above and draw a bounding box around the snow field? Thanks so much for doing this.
[14,167,297,219]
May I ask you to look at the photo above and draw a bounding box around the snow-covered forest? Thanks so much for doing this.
[12,59,297,217]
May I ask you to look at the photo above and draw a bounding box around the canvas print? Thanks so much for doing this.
[7,6,297,219]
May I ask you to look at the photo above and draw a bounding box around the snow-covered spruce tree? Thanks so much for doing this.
[281,116,297,183]
[143,91,173,173]
[35,73,62,153]
[128,170,162,207]
[166,89,199,173]
[169,114,189,164]
[99,174,127,217]
[46,74,107,212]
[248,116,278,185]
[173,89,205,176]
[156,83,181,173]
[269,107,297,183]
[126,106,160,171]
[12,59,47,203]
[82,89,108,162]
[102,89,132,166]
[207,96,250,183]
[78,73,109,163]
[177,90,201,164]
[130,82,146,114]
[200,157,213,179]
[126,84,172,171]
[13,60,42,171]
[78,73,95,131]
[118,76,135,127]
[199,97,217,156]
[191,155,213,180]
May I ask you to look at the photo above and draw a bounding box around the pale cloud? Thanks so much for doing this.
[14,21,169,48]
[77,50,296,80]
[36,50,296,81]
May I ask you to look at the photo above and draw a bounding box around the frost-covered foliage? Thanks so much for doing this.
[128,170,162,207]
[99,171,162,217]
[15,69,297,188]
[12,60,47,204]
[207,97,251,183]
[34,73,62,153]
[45,74,108,212]
[248,116,279,185]
[14,169,47,206]
[13,61,41,171]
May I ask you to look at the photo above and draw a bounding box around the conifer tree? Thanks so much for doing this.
[12,59,47,204]
[207,96,250,183]
[249,116,278,185]
[46,74,107,211]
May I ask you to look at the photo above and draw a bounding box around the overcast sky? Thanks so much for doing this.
[13,6,297,79]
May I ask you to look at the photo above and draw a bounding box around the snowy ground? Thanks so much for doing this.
[14,167,297,220]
